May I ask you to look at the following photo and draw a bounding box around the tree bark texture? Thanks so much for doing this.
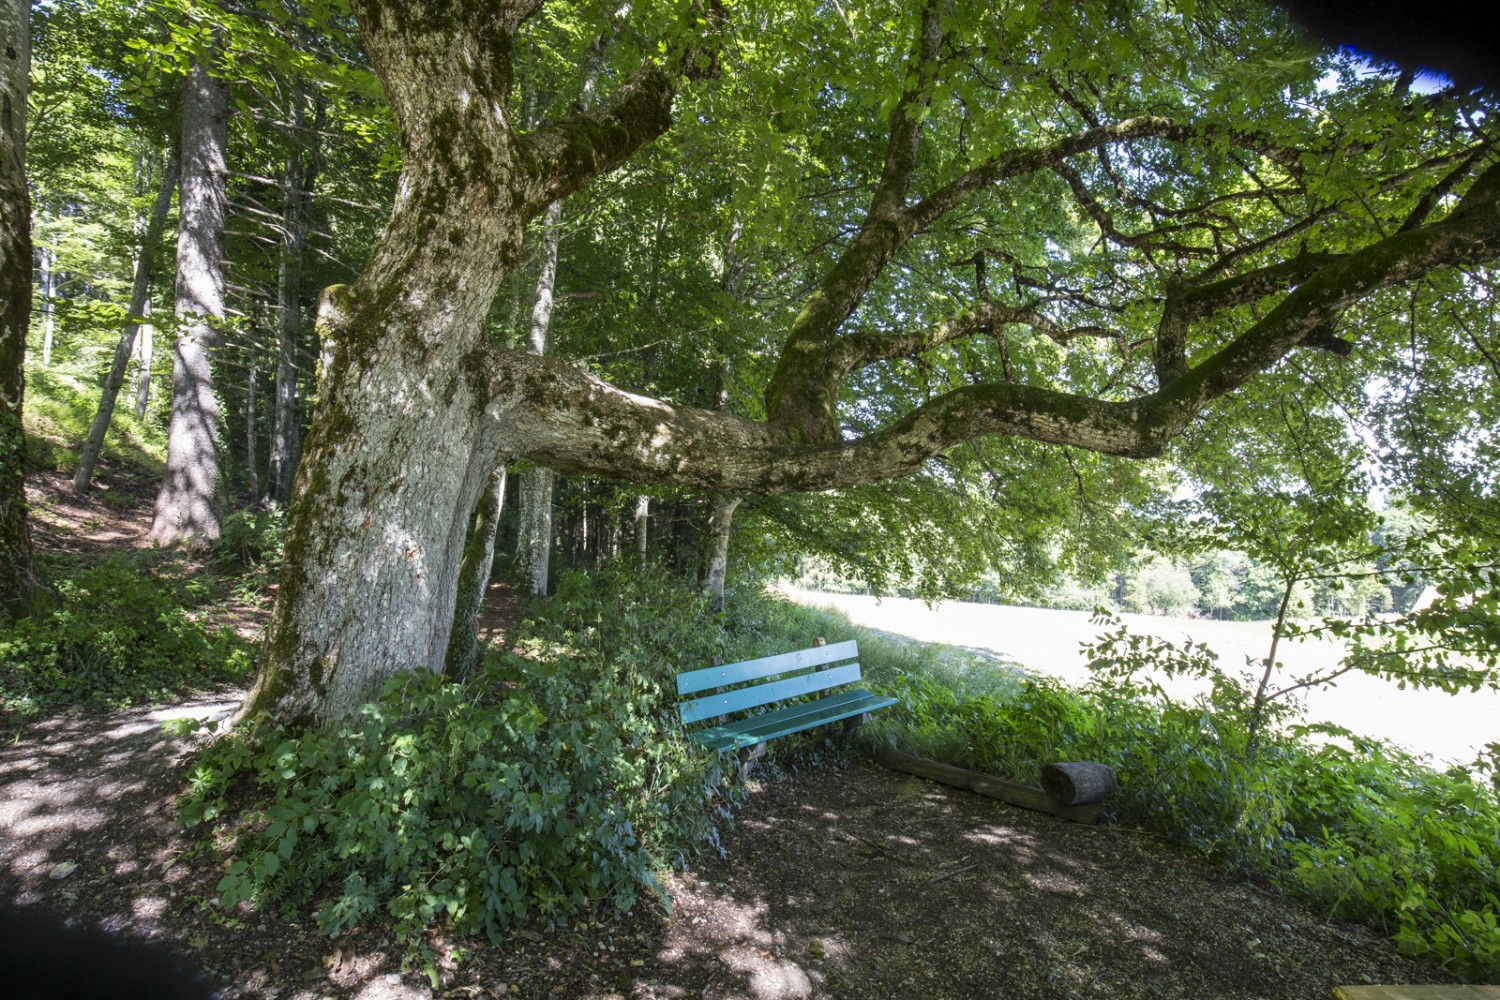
[247,1,1500,730]
[702,494,740,611]
[245,0,721,728]
[1040,762,1118,806]
[0,0,41,617]
[517,467,554,596]
[150,59,228,546]
[445,465,505,681]
[245,356,259,501]
[74,151,177,494]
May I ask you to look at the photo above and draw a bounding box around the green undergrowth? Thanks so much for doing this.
[0,555,255,719]
[21,365,167,474]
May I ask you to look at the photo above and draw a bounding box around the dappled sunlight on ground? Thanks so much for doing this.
[632,758,1446,999]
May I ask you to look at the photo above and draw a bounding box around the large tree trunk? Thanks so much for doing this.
[514,198,563,595]
[0,0,42,617]
[74,150,177,494]
[446,464,505,681]
[150,59,228,545]
[243,0,709,730]
[267,82,313,506]
[516,468,554,595]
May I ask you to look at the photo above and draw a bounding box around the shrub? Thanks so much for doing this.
[209,508,285,569]
[0,557,254,717]
[184,667,736,984]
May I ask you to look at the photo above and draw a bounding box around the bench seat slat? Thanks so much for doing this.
[676,639,859,696]
[687,689,898,752]
[679,661,864,724]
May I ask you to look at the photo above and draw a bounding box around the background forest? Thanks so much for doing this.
[3,0,1500,991]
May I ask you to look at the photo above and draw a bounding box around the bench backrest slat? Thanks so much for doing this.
[679,661,862,724]
[676,639,859,696]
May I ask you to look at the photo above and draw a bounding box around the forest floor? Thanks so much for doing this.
[0,465,1458,999]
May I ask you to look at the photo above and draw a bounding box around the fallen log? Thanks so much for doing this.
[874,748,1108,825]
[1040,761,1117,805]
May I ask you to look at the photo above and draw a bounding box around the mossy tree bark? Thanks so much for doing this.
[243,0,721,729]
[246,1,1500,731]
[150,58,229,546]
[0,0,43,619]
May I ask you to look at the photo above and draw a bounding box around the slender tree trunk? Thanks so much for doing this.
[133,306,152,417]
[37,241,52,367]
[516,466,553,594]
[634,494,649,564]
[703,495,740,611]
[268,82,312,505]
[515,197,564,595]
[446,465,506,681]
[150,59,228,546]
[74,150,177,493]
[1,0,43,617]
[245,356,259,501]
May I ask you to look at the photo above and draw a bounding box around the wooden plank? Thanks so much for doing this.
[875,748,1107,825]
[1334,989,1500,999]
[679,662,862,724]
[690,690,897,751]
[676,640,859,695]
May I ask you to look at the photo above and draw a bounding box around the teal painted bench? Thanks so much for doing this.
[676,640,897,760]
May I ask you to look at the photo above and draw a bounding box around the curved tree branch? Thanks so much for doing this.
[499,159,1500,494]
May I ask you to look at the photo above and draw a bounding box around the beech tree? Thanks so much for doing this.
[244,0,1500,729]
[149,56,228,545]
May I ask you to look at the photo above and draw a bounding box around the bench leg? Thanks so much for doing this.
[739,741,767,781]
[843,712,870,735]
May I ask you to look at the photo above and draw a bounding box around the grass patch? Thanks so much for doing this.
[22,364,166,475]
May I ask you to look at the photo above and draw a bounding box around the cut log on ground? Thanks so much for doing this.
[875,748,1108,825]
[1041,761,1117,805]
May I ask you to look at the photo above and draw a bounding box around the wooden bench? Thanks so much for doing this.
[676,640,896,768]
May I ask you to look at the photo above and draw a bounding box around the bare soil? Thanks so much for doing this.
[0,464,1457,998]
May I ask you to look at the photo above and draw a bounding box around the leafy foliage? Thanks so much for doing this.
[209,507,285,568]
[0,556,253,717]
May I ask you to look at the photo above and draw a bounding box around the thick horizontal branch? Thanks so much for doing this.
[501,159,1500,495]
